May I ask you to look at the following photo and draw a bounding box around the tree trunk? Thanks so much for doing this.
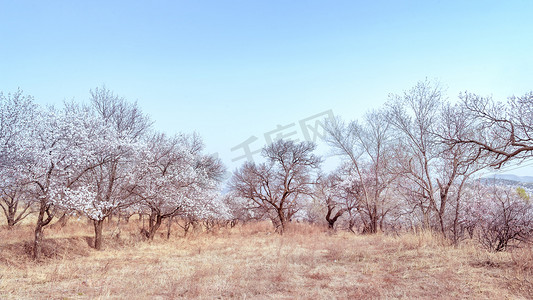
[452,201,460,244]
[166,216,173,239]
[277,209,287,234]
[33,222,44,260]
[93,219,104,250]
[326,208,345,230]
[33,201,53,260]
[368,209,378,234]
[421,205,431,230]
[327,219,335,229]
[3,197,30,229]
[2,195,16,228]
[147,212,163,240]
[325,205,334,229]
[347,219,355,233]
[437,205,446,236]
[7,214,15,228]
[57,213,69,227]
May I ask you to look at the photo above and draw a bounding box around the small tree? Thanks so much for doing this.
[474,185,533,251]
[315,173,347,229]
[129,133,224,240]
[314,168,362,230]
[0,89,37,228]
[222,194,258,226]
[0,180,33,228]
[325,110,397,233]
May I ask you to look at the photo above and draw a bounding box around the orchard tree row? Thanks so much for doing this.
[0,87,225,259]
[1,80,532,258]
[226,80,533,250]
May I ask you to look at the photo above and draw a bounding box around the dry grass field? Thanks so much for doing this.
[1,218,533,299]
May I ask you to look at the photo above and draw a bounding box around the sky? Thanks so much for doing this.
[1,1,532,176]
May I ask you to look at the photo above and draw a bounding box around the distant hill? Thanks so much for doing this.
[484,174,533,183]
[479,174,533,190]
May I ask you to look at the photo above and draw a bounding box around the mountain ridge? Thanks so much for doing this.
[483,174,533,183]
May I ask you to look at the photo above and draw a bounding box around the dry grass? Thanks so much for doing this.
[1,219,533,299]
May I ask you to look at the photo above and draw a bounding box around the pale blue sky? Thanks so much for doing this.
[1,1,532,175]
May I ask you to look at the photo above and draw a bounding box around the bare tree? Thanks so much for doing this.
[387,80,489,237]
[469,184,533,251]
[438,103,490,243]
[313,163,385,233]
[325,110,397,233]
[448,92,533,168]
[229,140,321,233]
[386,80,443,231]
[314,172,349,229]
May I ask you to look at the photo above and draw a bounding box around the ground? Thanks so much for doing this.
[1,219,532,299]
